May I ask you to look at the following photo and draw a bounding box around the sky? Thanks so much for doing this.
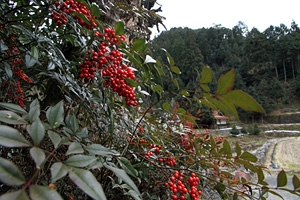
[150,0,300,38]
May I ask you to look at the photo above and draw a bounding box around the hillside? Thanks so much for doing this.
[150,24,300,123]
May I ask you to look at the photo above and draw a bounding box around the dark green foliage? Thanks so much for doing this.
[248,124,261,135]
[241,126,248,134]
[231,125,240,135]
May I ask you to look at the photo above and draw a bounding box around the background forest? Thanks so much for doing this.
[151,21,300,124]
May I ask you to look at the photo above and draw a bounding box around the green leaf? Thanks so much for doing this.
[85,144,120,156]
[46,101,64,128]
[68,168,107,200]
[25,55,36,68]
[122,49,142,68]
[217,96,239,121]
[0,157,26,186]
[200,83,210,92]
[132,39,147,52]
[172,79,179,89]
[257,168,265,184]
[31,46,39,60]
[30,147,45,167]
[268,190,284,200]
[177,108,186,114]
[118,157,138,178]
[183,114,197,126]
[181,90,190,96]
[200,66,212,84]
[48,130,61,148]
[144,55,156,64]
[29,185,63,200]
[0,41,8,51]
[5,64,12,79]
[240,152,258,162]
[222,140,231,156]
[29,99,40,122]
[0,125,31,147]
[293,175,300,190]
[104,164,141,197]
[236,142,241,156]
[0,111,27,125]
[216,68,235,95]
[91,2,101,18]
[74,13,91,25]
[162,102,170,110]
[65,155,97,167]
[115,21,124,35]
[50,162,68,183]
[67,115,79,133]
[66,142,84,155]
[277,170,287,188]
[0,102,27,114]
[223,90,265,113]
[214,183,226,193]
[161,48,174,67]
[171,66,181,74]
[0,189,30,200]
[76,127,88,138]
[28,118,45,145]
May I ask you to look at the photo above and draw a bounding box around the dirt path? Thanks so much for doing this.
[264,137,300,172]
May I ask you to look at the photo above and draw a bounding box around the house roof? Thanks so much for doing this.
[213,110,229,120]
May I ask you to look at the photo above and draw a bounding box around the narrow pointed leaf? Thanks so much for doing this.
[0,125,31,147]
[200,66,212,84]
[104,164,141,197]
[236,142,241,156]
[171,66,180,74]
[217,68,235,95]
[28,119,45,145]
[85,144,120,156]
[46,101,64,128]
[0,110,27,124]
[0,103,27,114]
[277,170,287,188]
[161,48,174,67]
[29,185,63,200]
[30,147,45,167]
[48,130,61,148]
[0,157,26,186]
[223,90,265,113]
[240,152,258,162]
[115,21,124,35]
[50,162,68,183]
[172,79,179,89]
[268,190,284,200]
[65,155,97,167]
[0,189,29,200]
[69,168,107,200]
[29,103,40,123]
[118,157,138,178]
[217,96,239,120]
[66,142,84,155]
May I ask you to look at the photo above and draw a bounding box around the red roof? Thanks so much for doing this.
[213,110,229,120]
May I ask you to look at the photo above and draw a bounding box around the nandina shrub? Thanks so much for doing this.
[0,1,300,200]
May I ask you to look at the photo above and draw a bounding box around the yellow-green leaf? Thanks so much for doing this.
[223,90,265,114]
[200,66,212,84]
[277,170,287,188]
[217,68,235,95]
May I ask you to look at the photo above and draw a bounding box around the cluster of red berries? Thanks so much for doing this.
[129,128,176,166]
[51,0,97,29]
[79,28,137,106]
[165,171,203,200]
[1,35,32,107]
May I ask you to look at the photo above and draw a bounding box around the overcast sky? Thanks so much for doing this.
[150,0,300,38]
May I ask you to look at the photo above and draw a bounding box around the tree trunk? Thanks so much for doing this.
[283,58,287,82]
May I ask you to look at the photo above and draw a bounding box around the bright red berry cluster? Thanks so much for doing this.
[79,28,137,106]
[165,171,203,200]
[1,35,32,107]
[51,0,97,29]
